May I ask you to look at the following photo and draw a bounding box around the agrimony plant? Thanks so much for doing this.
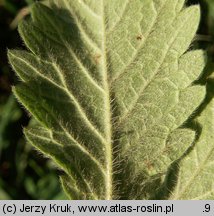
[8,0,214,199]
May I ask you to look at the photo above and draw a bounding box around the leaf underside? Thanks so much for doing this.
[9,0,210,199]
[169,92,214,200]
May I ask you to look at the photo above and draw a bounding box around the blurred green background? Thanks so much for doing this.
[0,0,214,199]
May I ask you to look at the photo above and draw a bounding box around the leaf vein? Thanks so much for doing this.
[111,0,168,82]
[118,11,191,124]
[41,4,104,92]
[107,0,130,33]
[62,0,101,50]
[78,0,101,19]
[13,54,107,145]
[175,146,214,199]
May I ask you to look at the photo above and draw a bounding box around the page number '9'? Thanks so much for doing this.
[203,204,210,213]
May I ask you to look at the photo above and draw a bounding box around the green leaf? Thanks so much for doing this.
[9,0,206,199]
[169,96,214,200]
[0,95,22,154]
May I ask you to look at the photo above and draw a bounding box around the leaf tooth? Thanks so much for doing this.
[33,3,101,51]
[175,0,186,13]
[33,4,104,91]
[8,50,63,85]
[25,128,105,199]
[178,50,206,86]
[168,85,206,130]
[10,50,107,144]
[14,82,107,161]
[19,6,104,91]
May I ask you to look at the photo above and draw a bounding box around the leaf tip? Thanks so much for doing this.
[188,4,201,20]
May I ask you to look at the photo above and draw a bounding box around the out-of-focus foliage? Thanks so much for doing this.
[202,0,214,79]
[0,0,33,14]
[0,96,66,199]
[204,0,214,34]
[0,0,66,200]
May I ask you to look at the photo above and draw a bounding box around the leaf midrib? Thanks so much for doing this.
[23,1,114,199]
[101,0,113,200]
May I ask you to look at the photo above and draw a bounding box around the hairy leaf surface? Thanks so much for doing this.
[9,0,206,199]
[170,97,214,200]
